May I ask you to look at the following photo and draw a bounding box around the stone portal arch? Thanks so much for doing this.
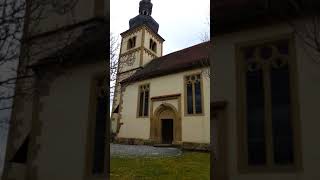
[151,103,181,144]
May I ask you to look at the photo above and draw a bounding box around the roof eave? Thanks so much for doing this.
[120,24,165,42]
[120,60,210,85]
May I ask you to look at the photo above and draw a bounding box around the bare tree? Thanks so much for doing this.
[109,33,135,100]
[0,0,80,126]
[0,0,26,115]
[199,15,211,79]
[199,16,210,42]
[0,0,107,177]
[109,32,137,137]
[279,0,320,63]
[288,16,320,63]
[110,33,120,87]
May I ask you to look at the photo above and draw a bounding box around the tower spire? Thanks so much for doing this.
[129,0,159,32]
[139,0,153,16]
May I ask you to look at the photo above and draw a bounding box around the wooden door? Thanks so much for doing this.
[161,119,173,144]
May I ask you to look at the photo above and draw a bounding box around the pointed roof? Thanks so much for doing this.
[129,0,159,33]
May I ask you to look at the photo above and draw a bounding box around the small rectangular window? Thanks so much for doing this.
[270,57,294,165]
[149,39,152,49]
[138,84,150,117]
[144,91,149,116]
[187,83,193,114]
[139,91,144,116]
[246,67,266,165]
[195,81,202,114]
[132,37,136,47]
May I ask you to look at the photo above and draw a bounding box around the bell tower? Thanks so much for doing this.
[111,0,165,133]
[119,0,165,73]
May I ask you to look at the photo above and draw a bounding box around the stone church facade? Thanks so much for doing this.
[111,0,211,149]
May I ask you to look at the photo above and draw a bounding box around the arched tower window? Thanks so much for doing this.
[149,39,157,53]
[127,36,136,50]
[142,10,148,15]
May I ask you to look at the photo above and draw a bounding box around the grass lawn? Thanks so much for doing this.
[110,151,210,180]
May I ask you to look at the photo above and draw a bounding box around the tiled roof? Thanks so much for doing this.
[121,41,211,84]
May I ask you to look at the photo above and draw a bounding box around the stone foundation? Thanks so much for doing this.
[181,142,210,151]
[115,137,156,145]
[114,137,210,151]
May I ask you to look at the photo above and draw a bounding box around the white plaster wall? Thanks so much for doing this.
[117,82,150,139]
[212,20,320,180]
[119,68,210,143]
[142,51,156,67]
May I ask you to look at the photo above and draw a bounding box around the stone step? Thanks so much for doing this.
[153,144,174,147]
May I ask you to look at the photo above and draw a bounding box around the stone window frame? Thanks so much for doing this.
[235,33,303,173]
[149,38,157,53]
[184,72,205,116]
[127,36,137,50]
[137,83,150,118]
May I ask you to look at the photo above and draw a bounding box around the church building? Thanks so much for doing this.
[111,0,211,150]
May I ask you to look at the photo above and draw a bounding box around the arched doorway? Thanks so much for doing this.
[159,109,175,144]
[151,103,181,144]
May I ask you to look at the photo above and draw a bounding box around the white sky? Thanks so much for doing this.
[110,0,210,55]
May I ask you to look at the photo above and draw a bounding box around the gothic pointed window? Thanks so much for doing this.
[149,39,157,53]
[185,74,203,115]
[138,84,150,117]
[237,36,301,171]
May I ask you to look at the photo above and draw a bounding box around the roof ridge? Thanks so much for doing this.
[154,40,210,61]
[121,41,211,84]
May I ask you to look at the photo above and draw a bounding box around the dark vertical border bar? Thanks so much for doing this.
[106,0,110,178]
[105,0,110,179]
[209,1,214,180]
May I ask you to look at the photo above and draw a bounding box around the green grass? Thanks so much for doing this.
[110,151,210,180]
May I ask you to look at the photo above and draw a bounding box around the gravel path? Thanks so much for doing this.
[110,143,182,157]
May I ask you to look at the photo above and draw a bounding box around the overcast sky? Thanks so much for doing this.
[110,0,210,55]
